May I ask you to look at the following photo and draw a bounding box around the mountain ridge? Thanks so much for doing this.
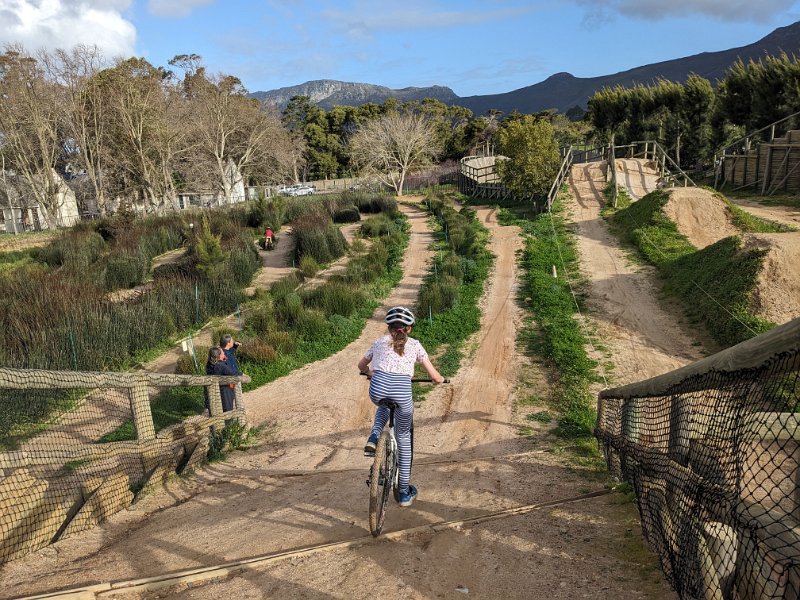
[250,21,800,115]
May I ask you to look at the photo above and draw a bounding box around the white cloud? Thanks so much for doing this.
[574,0,795,23]
[147,0,214,18]
[0,0,136,56]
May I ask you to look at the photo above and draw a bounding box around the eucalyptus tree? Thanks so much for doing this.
[48,45,113,215]
[170,54,290,204]
[92,57,190,212]
[0,46,67,227]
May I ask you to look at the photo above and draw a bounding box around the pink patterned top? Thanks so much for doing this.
[364,335,429,376]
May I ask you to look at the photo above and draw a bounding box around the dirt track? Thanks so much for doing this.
[569,162,704,385]
[1,199,677,600]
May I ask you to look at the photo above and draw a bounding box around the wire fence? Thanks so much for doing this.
[595,316,800,600]
[0,367,246,564]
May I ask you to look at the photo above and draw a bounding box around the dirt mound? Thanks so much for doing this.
[745,233,800,325]
[661,188,740,249]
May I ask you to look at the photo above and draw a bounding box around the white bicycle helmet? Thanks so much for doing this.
[385,306,415,327]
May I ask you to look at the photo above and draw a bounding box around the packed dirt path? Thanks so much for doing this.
[1,203,675,600]
[569,161,704,387]
[726,197,800,229]
[616,158,660,200]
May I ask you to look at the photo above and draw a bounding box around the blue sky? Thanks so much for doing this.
[2,1,800,96]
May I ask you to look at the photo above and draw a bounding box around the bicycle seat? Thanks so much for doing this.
[374,398,400,410]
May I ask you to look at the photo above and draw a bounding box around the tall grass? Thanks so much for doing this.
[293,213,347,264]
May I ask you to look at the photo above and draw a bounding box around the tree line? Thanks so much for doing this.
[587,52,800,170]
[0,43,597,225]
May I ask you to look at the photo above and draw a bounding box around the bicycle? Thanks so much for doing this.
[362,373,449,536]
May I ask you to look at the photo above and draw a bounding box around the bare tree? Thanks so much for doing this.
[95,57,190,213]
[349,111,440,196]
[48,45,112,215]
[171,55,290,204]
[0,45,67,227]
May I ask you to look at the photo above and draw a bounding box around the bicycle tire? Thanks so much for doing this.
[368,429,393,536]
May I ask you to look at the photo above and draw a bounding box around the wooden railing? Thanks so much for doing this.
[0,367,248,563]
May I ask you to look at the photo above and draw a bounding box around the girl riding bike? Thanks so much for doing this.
[357,306,445,507]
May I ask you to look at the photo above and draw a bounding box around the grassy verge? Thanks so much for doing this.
[608,189,773,346]
[410,193,493,397]
[497,191,600,455]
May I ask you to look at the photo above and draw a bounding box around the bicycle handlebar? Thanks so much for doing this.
[359,372,449,384]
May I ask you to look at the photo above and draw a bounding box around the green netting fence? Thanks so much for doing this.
[596,317,800,600]
[0,368,247,564]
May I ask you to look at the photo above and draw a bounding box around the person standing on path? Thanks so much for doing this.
[220,334,245,412]
[205,346,237,412]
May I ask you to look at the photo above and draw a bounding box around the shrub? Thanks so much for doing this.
[270,273,302,299]
[275,292,304,327]
[102,250,149,291]
[237,338,277,363]
[360,213,396,238]
[439,255,464,281]
[39,230,106,270]
[333,206,361,223]
[295,308,330,338]
[293,214,347,264]
[264,330,297,354]
[227,244,260,287]
[247,195,287,231]
[175,348,206,375]
[299,255,320,278]
[245,296,277,336]
[193,217,228,278]
[211,323,238,347]
[305,281,365,317]
[418,274,460,314]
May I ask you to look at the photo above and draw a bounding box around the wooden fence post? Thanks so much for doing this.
[130,378,158,475]
[206,383,223,417]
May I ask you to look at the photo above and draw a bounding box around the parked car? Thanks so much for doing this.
[281,183,314,197]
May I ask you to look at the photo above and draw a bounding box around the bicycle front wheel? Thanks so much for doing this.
[368,430,394,536]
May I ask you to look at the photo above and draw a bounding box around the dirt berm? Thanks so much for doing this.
[660,187,800,325]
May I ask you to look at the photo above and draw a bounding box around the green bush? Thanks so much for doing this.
[305,281,365,317]
[296,308,330,338]
[237,338,277,363]
[270,273,302,299]
[333,206,361,223]
[275,292,304,327]
[418,274,461,314]
[39,230,106,270]
[264,330,297,354]
[360,213,397,238]
[102,250,149,291]
[299,255,320,278]
[293,214,347,264]
[175,348,206,375]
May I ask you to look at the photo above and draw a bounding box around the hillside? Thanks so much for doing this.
[250,21,800,115]
[251,79,459,110]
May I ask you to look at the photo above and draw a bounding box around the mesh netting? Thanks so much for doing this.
[0,368,245,564]
[596,322,800,600]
